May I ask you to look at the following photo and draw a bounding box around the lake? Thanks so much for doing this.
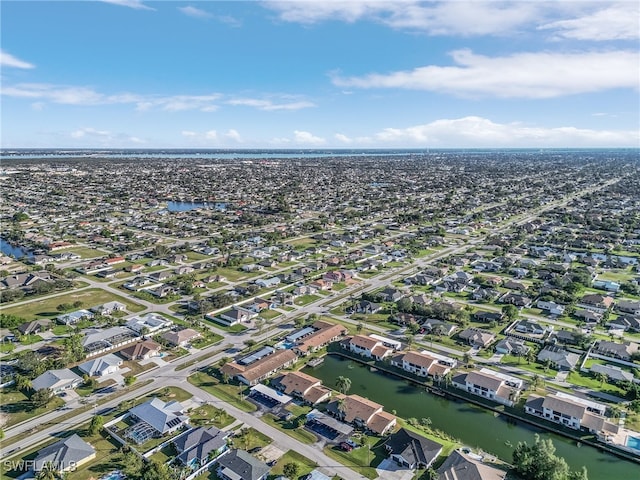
[0,238,30,259]
[166,201,227,212]
[303,355,639,479]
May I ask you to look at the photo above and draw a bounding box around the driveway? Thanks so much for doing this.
[376,459,414,480]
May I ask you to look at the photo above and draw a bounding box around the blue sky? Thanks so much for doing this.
[1,0,639,148]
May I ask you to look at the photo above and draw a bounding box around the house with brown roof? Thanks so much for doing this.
[457,328,496,349]
[328,394,396,435]
[161,328,201,347]
[293,322,347,356]
[274,371,332,405]
[120,339,162,360]
[577,294,614,314]
[221,349,297,386]
[347,335,393,360]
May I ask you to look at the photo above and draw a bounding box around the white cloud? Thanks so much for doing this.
[1,83,222,111]
[293,130,326,145]
[178,6,212,19]
[71,127,112,138]
[332,49,639,98]
[101,0,155,11]
[226,97,316,111]
[264,1,540,36]
[181,130,197,137]
[1,50,35,69]
[225,129,242,142]
[340,116,639,147]
[538,2,639,41]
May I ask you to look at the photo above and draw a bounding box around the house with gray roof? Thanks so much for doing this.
[82,326,139,356]
[78,353,123,377]
[126,312,172,334]
[594,340,639,361]
[32,369,82,394]
[383,427,443,470]
[537,346,580,371]
[34,434,96,473]
[129,398,188,436]
[590,363,634,383]
[437,449,507,480]
[172,426,229,467]
[216,449,270,480]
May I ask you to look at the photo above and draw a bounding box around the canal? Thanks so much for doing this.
[303,355,639,479]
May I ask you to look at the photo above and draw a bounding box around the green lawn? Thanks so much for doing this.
[1,288,144,320]
[261,413,318,445]
[65,246,105,259]
[18,334,42,345]
[259,309,281,320]
[230,427,272,451]
[151,386,194,403]
[269,450,318,478]
[322,434,387,480]
[215,267,260,282]
[0,387,65,427]
[565,371,626,397]
[188,371,257,412]
[189,404,235,429]
[204,316,248,332]
[294,294,321,306]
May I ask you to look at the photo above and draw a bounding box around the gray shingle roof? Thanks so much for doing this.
[34,434,95,471]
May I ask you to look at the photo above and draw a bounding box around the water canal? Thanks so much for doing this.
[303,355,639,479]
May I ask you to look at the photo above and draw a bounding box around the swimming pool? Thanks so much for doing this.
[100,471,125,480]
[625,436,640,451]
[275,341,296,349]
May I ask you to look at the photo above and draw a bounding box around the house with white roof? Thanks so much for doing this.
[129,398,189,436]
[126,312,173,334]
[78,353,123,377]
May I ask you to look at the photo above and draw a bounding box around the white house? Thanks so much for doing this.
[126,312,173,334]
[452,368,523,407]
[78,353,123,377]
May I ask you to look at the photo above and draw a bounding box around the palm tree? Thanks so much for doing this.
[336,397,347,419]
[594,371,607,387]
[336,376,352,394]
[36,463,62,480]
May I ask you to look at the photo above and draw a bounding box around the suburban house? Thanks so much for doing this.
[537,346,580,371]
[594,340,639,361]
[32,369,83,394]
[34,434,96,473]
[254,277,281,288]
[615,300,640,315]
[452,368,524,407]
[494,338,530,356]
[90,301,126,316]
[525,393,609,432]
[608,314,640,332]
[473,311,503,324]
[383,427,443,470]
[161,328,201,347]
[213,307,257,326]
[172,426,229,467]
[78,353,123,377]
[577,294,614,314]
[590,364,635,383]
[536,300,565,316]
[56,309,94,325]
[126,312,173,334]
[17,319,51,335]
[458,328,496,349]
[221,348,297,386]
[119,339,162,360]
[437,449,507,480]
[514,320,547,336]
[273,371,332,405]
[328,394,397,435]
[82,326,139,357]
[390,351,452,378]
[216,449,270,480]
[128,398,189,437]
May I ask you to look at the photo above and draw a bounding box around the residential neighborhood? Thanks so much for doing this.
[1,150,639,480]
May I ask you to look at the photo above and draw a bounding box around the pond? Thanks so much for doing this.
[303,355,639,479]
[0,237,31,259]
[166,201,227,212]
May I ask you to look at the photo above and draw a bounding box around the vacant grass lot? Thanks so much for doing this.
[2,288,144,320]
[269,450,318,478]
[0,387,65,427]
[188,371,257,413]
